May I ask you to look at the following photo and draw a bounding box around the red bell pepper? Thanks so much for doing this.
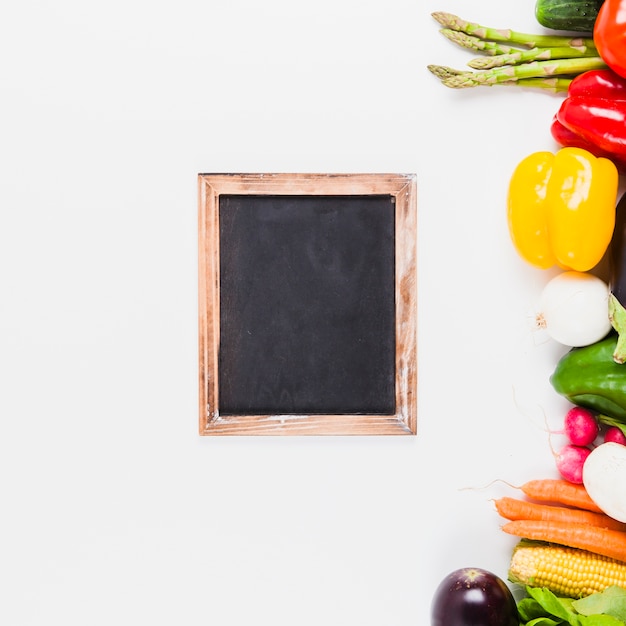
[552,69,626,171]
[594,0,626,79]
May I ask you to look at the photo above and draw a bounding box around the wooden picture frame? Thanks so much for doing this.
[198,173,417,435]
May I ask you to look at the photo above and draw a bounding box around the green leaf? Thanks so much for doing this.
[519,597,559,622]
[526,587,581,623]
[573,586,626,621]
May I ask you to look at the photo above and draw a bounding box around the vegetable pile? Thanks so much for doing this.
[429,2,626,624]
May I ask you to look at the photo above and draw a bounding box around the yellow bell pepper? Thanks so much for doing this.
[507,147,619,272]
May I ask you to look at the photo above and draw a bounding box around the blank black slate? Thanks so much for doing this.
[218,194,396,416]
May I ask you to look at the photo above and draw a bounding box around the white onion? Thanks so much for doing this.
[536,270,612,347]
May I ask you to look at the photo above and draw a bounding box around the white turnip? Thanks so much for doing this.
[536,271,612,347]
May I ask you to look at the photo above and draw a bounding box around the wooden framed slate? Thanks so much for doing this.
[198,173,417,435]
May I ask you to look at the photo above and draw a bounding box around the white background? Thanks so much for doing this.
[0,0,599,624]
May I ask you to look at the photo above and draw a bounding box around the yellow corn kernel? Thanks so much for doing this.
[508,540,626,598]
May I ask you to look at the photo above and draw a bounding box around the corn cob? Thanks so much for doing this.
[508,540,626,598]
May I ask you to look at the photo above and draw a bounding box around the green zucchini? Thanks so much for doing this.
[535,0,604,32]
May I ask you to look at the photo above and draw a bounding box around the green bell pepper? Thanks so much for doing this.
[551,333,626,423]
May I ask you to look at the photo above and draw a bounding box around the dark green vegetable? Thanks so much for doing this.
[550,333,626,423]
[535,0,604,32]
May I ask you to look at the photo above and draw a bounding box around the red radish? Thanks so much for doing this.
[555,444,591,484]
[605,426,626,445]
[562,407,599,446]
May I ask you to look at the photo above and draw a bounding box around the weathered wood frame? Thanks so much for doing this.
[198,173,417,435]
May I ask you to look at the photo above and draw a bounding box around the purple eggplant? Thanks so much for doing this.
[431,567,519,626]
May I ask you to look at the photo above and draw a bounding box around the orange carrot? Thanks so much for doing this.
[502,520,626,563]
[495,496,626,531]
[520,479,604,513]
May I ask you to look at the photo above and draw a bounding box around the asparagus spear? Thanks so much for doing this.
[469,45,601,69]
[432,11,597,50]
[427,65,573,91]
[440,29,518,55]
[438,57,607,88]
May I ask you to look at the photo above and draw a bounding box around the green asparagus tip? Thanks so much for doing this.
[431,11,460,29]
[441,74,484,89]
[439,28,481,50]
[468,54,521,70]
[427,64,472,80]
